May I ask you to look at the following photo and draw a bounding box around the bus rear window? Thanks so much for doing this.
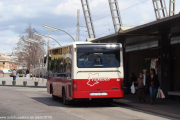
[77,44,120,68]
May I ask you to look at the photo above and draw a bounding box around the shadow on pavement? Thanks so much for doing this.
[30,96,178,119]
[30,96,126,108]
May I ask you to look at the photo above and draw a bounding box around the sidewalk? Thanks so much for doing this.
[0,77,47,87]
[114,93,180,119]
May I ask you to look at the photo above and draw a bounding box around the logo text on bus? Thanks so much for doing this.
[87,73,110,87]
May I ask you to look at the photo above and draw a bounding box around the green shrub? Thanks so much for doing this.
[19,69,23,74]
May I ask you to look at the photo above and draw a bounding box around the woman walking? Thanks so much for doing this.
[125,73,137,94]
[12,69,17,81]
[148,69,160,105]
[134,73,146,103]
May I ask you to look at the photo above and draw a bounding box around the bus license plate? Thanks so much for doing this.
[90,93,108,96]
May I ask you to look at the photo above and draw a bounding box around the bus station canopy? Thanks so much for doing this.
[92,14,180,47]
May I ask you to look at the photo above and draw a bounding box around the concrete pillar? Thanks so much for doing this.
[158,28,172,97]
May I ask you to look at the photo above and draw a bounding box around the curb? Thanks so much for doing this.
[113,101,180,119]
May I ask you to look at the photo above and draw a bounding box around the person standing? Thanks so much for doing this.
[12,69,17,81]
[26,69,29,77]
[147,69,160,105]
[26,69,29,74]
[135,73,146,103]
[125,73,137,94]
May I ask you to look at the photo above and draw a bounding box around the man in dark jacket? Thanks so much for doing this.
[26,69,29,75]
[125,73,137,94]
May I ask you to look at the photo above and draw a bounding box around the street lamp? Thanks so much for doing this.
[27,38,39,43]
[24,38,49,47]
[43,24,75,42]
[34,33,61,47]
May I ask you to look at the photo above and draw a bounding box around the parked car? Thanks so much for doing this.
[0,70,4,74]
[2,69,12,74]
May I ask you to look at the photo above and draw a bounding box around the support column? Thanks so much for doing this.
[158,28,172,97]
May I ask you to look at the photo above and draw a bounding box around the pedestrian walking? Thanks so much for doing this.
[134,73,146,103]
[12,69,17,81]
[125,73,137,94]
[26,69,29,77]
[147,69,160,105]
[26,69,29,75]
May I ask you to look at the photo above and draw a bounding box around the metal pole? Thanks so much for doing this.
[108,0,122,33]
[39,59,40,82]
[30,42,33,80]
[46,30,49,80]
[32,65,34,80]
[77,9,80,41]
[169,0,176,16]
[81,0,96,38]
[35,65,36,81]
[42,58,44,83]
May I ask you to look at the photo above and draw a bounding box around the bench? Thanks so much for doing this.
[168,91,180,101]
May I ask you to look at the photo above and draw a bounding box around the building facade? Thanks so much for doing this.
[0,54,19,70]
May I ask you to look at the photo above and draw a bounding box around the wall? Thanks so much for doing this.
[124,48,158,84]
[125,43,180,91]
[0,62,19,70]
[171,43,180,91]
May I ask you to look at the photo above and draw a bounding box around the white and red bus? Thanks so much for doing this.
[47,42,124,104]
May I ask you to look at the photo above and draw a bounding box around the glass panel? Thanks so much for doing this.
[77,44,120,68]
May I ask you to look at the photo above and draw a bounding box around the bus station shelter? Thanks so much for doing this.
[92,14,180,97]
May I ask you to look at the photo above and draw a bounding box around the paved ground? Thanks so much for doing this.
[115,93,180,119]
[0,78,178,120]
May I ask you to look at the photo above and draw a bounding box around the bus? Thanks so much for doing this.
[47,42,124,104]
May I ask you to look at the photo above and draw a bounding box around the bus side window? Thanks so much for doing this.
[63,74,66,78]
[53,73,57,77]
[66,73,70,78]
[60,74,63,77]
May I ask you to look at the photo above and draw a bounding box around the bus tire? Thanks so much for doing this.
[50,84,52,94]
[51,86,57,100]
[62,89,68,105]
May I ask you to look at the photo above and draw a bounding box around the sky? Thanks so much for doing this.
[0,0,180,54]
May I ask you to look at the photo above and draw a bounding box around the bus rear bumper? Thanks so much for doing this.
[73,90,124,99]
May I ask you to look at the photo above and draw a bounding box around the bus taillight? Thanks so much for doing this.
[120,78,124,89]
[73,81,77,91]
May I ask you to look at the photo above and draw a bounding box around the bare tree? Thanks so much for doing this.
[14,24,46,71]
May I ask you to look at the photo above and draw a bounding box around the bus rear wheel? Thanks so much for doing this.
[62,89,68,105]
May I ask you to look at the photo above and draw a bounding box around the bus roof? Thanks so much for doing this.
[49,41,92,50]
[48,41,122,50]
